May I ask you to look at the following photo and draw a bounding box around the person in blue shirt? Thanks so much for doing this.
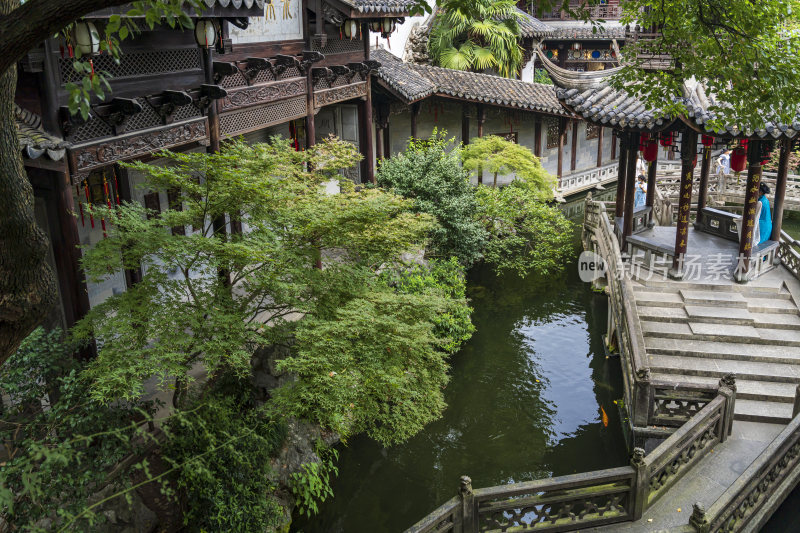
[758,182,772,244]
[634,175,647,207]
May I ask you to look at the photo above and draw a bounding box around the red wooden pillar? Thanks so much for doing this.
[615,133,628,218]
[735,140,764,282]
[671,130,698,278]
[645,147,658,208]
[622,133,638,244]
[772,138,790,241]
[696,145,712,221]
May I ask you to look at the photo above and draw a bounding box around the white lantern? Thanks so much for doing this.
[343,19,358,39]
[382,18,396,34]
[194,19,218,48]
[74,21,100,56]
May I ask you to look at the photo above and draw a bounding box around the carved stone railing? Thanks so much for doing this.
[558,161,619,196]
[689,401,800,533]
[778,230,800,281]
[405,385,736,533]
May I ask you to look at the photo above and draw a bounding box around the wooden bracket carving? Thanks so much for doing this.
[329,65,350,84]
[59,106,92,138]
[243,57,273,84]
[193,84,229,112]
[346,62,368,83]
[213,61,239,84]
[363,60,382,73]
[274,54,300,77]
[93,97,143,135]
[311,67,332,87]
[300,51,325,74]
[146,90,193,125]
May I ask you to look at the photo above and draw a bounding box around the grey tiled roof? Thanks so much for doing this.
[536,48,672,131]
[516,9,555,39]
[372,49,568,116]
[15,105,67,161]
[338,0,416,15]
[202,0,264,8]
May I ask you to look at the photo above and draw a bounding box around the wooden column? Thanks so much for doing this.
[597,126,604,167]
[696,145,712,222]
[376,125,384,162]
[615,133,628,218]
[360,77,375,184]
[534,119,542,157]
[410,102,420,139]
[735,140,764,281]
[305,68,316,148]
[611,132,617,160]
[477,105,486,184]
[557,118,567,187]
[461,105,470,145]
[622,133,638,243]
[54,170,91,328]
[671,130,698,277]
[202,47,220,154]
[570,120,578,171]
[645,151,658,207]
[476,104,485,138]
[772,138,791,241]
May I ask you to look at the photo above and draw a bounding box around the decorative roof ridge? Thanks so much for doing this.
[535,45,623,90]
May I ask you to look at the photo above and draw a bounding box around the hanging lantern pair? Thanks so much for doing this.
[342,19,359,40]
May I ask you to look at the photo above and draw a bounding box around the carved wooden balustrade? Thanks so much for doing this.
[406,385,736,533]
[689,397,800,532]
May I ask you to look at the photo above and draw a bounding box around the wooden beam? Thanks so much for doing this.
[735,140,764,281]
[772,138,790,241]
[202,48,220,154]
[672,130,698,277]
[615,134,628,218]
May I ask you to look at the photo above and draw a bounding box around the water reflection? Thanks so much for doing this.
[294,239,628,533]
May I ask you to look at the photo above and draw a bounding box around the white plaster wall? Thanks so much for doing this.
[370,0,434,58]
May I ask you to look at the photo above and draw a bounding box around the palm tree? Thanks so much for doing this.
[428,0,524,78]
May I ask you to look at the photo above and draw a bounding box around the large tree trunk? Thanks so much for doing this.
[0,0,58,365]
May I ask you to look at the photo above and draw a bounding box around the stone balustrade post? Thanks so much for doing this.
[631,447,648,520]
[718,374,737,442]
[792,384,800,419]
[689,502,710,532]
[632,369,652,427]
[459,475,475,533]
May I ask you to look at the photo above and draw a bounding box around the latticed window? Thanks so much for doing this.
[546,118,560,149]
[586,123,600,140]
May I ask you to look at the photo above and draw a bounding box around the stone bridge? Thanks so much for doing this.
[404,194,800,533]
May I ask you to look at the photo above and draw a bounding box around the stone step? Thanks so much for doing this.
[641,320,800,347]
[733,399,794,424]
[746,297,800,315]
[648,354,800,383]
[751,312,800,330]
[634,291,685,308]
[638,306,689,323]
[636,278,784,295]
[685,305,754,325]
[646,337,800,365]
[650,373,798,404]
[680,290,747,308]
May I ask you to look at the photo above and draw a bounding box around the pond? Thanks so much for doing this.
[293,215,629,532]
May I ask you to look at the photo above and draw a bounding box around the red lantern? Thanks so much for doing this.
[730,147,747,173]
[701,135,714,147]
[643,140,658,162]
[660,131,672,147]
[639,132,649,151]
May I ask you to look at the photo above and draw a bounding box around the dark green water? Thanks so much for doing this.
[293,229,628,532]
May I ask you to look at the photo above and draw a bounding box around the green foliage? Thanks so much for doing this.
[377,133,487,265]
[382,258,475,353]
[0,328,158,531]
[462,135,556,194]
[475,181,575,277]
[428,0,524,77]
[290,444,339,517]
[161,375,287,532]
[64,1,202,119]
[613,0,800,130]
[534,68,554,85]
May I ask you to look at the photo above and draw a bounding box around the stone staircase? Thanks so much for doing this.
[631,278,800,425]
